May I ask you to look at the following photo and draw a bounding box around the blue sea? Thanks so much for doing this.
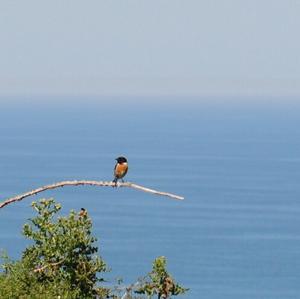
[0,97,300,298]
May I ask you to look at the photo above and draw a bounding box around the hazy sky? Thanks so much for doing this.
[0,1,299,97]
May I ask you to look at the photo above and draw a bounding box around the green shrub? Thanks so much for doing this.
[0,199,108,298]
[0,199,188,299]
[135,256,188,299]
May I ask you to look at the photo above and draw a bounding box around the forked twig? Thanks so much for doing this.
[33,259,65,273]
[0,180,184,209]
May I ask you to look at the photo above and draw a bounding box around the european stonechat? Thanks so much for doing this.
[113,156,128,185]
[79,208,87,217]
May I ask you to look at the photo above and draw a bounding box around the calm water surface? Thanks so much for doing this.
[0,97,300,298]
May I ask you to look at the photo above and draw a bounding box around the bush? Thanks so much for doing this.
[0,199,187,299]
[1,199,108,298]
[135,256,188,299]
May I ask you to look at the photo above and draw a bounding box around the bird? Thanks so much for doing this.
[113,156,128,186]
[79,208,87,217]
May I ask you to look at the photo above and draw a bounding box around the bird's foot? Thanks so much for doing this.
[112,179,118,187]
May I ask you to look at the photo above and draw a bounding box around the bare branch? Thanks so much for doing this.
[33,259,65,273]
[0,180,184,209]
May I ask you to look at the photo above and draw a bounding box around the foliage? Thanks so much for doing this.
[0,199,108,298]
[0,199,188,299]
[135,256,188,299]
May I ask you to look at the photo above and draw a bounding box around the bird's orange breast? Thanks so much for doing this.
[114,163,128,179]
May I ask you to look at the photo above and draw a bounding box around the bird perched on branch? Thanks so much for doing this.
[113,156,128,186]
[79,208,87,217]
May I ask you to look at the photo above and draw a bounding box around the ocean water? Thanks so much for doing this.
[0,97,300,298]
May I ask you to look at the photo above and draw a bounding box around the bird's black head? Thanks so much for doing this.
[116,156,127,163]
